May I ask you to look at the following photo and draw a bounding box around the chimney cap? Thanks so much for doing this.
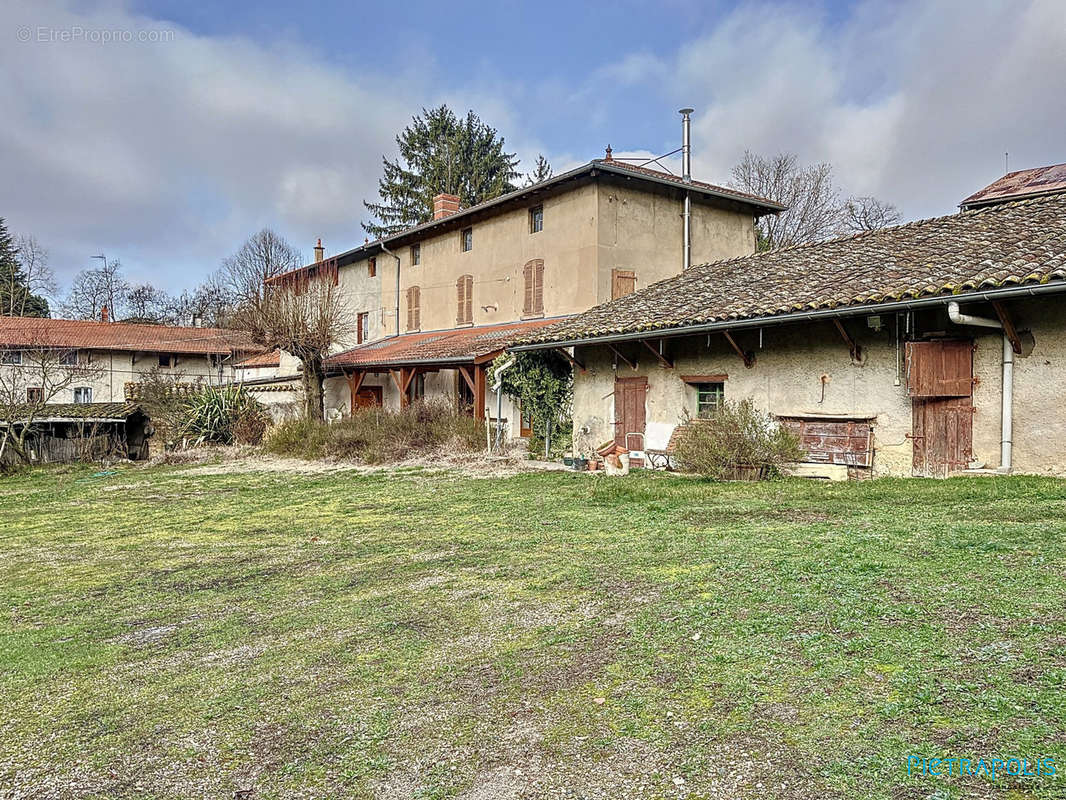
[679,107,694,115]
[604,144,613,162]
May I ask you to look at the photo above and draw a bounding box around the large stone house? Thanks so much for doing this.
[513,168,1066,477]
[256,156,782,436]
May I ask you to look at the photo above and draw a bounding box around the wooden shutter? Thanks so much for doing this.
[407,286,420,331]
[906,340,973,397]
[612,269,636,299]
[523,260,543,315]
[457,275,473,324]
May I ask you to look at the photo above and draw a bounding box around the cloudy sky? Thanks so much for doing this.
[3,0,1064,300]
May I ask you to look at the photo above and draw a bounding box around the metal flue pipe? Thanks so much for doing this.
[679,108,694,270]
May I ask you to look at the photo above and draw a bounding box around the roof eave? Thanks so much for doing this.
[510,280,1066,351]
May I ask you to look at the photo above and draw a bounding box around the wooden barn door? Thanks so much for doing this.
[906,340,974,477]
[614,377,647,465]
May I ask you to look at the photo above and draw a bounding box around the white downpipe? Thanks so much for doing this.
[491,356,515,454]
[946,301,1013,472]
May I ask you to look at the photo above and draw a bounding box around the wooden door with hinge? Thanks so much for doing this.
[613,377,647,465]
[906,339,975,477]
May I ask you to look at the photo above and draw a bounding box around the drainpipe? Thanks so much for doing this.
[491,356,515,454]
[947,301,1013,472]
[679,108,694,270]
[379,241,401,337]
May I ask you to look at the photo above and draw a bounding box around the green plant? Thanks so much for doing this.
[672,399,805,480]
[488,350,572,456]
[178,385,269,446]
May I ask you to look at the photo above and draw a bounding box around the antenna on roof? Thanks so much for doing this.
[1005,152,1009,175]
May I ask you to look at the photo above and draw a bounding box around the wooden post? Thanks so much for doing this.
[474,365,486,420]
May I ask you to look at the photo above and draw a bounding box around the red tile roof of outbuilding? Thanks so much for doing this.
[327,318,570,370]
[0,316,257,356]
[960,163,1066,209]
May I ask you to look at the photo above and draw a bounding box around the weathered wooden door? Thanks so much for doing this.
[906,339,974,477]
[351,385,383,410]
[614,377,647,464]
[912,397,973,477]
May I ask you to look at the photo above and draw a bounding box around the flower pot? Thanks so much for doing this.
[563,456,574,466]
[573,458,587,471]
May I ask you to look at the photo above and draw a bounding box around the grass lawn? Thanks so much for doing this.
[1,464,1063,799]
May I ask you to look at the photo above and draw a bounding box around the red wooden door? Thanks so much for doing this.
[352,385,383,410]
[912,396,973,477]
[614,377,647,464]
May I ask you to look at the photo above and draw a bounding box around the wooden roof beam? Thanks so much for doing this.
[555,347,585,372]
[722,330,755,368]
[640,339,673,369]
[606,343,638,371]
[991,301,1023,355]
[833,319,862,362]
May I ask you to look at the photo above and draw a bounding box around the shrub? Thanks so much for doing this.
[179,385,269,446]
[672,399,805,480]
[264,400,485,463]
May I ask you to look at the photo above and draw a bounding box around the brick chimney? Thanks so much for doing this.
[432,193,461,220]
[100,305,109,323]
[314,238,324,263]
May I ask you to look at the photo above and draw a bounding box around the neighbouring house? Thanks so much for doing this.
[512,173,1066,478]
[259,155,782,437]
[0,315,257,404]
[0,315,259,462]
[233,349,301,421]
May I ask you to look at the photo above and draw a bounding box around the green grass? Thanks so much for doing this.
[1,465,1063,799]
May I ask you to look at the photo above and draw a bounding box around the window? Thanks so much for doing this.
[26,387,43,404]
[357,312,369,344]
[612,269,636,299]
[73,387,93,403]
[406,286,421,331]
[410,243,420,266]
[1,350,22,365]
[695,382,725,418]
[60,350,79,366]
[529,205,543,234]
[159,354,176,368]
[456,274,473,325]
[460,227,473,252]
[523,259,544,316]
[368,257,377,278]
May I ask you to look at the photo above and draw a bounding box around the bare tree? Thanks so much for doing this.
[222,229,348,421]
[11,235,56,316]
[61,259,130,320]
[0,328,104,464]
[840,195,902,234]
[125,283,171,323]
[730,151,842,250]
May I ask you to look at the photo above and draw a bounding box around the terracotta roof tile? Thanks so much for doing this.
[235,349,281,368]
[517,193,1066,346]
[0,317,257,356]
[327,318,570,369]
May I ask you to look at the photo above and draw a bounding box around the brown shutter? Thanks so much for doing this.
[465,275,473,324]
[407,286,420,331]
[534,261,544,313]
[612,269,636,299]
[523,261,533,315]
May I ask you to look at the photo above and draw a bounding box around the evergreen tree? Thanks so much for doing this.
[0,219,50,317]
[525,154,553,186]
[363,106,520,238]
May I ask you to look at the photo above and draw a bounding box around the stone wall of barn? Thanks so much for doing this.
[569,296,1066,477]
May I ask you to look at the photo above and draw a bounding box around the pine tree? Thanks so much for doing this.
[363,106,520,238]
[0,219,50,317]
[525,154,553,186]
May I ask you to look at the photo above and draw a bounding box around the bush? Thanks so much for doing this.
[179,385,269,446]
[672,399,805,480]
[264,400,485,463]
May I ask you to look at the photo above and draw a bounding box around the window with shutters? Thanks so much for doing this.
[522,259,544,317]
[368,257,376,278]
[612,269,636,299]
[357,312,369,344]
[456,274,474,325]
[406,286,421,331]
[26,387,43,404]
